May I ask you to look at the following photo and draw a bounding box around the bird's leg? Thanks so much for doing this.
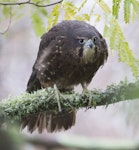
[81,83,96,108]
[54,84,62,112]
[53,84,73,112]
[82,83,88,93]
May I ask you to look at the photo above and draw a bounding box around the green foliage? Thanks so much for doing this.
[112,0,122,19]
[47,4,60,31]
[31,7,48,36]
[2,6,11,18]
[63,1,90,21]
[32,12,45,36]
[131,0,139,19]
[96,0,139,77]
[124,0,131,23]
[112,0,139,23]
[78,0,87,11]
[63,1,77,20]
[46,1,91,31]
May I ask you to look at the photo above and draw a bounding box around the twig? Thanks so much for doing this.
[0,0,63,7]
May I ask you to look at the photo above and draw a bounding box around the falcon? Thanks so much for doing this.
[25,20,108,133]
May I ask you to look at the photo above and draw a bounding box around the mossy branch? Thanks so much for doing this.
[0,80,139,124]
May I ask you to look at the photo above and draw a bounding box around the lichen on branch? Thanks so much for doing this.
[0,80,139,124]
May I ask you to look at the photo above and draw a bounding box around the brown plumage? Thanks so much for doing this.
[24,20,108,133]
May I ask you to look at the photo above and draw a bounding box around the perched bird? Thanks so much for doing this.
[24,20,108,133]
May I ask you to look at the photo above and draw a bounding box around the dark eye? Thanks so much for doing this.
[93,37,97,43]
[79,39,85,44]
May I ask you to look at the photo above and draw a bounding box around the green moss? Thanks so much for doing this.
[0,80,139,124]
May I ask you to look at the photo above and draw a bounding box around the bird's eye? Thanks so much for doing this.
[79,39,85,44]
[93,37,97,43]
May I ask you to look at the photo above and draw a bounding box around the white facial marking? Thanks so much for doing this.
[83,46,95,64]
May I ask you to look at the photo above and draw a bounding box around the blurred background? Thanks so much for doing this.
[0,0,139,149]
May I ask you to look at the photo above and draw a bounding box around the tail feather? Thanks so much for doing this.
[25,70,76,133]
[37,112,47,133]
[22,114,38,133]
[21,110,75,133]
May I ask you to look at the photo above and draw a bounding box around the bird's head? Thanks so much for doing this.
[47,20,108,64]
[76,36,99,64]
[60,20,108,64]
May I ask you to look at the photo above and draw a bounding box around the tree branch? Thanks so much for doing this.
[1,128,139,150]
[0,0,63,7]
[1,79,138,149]
[26,135,139,150]
[0,80,139,124]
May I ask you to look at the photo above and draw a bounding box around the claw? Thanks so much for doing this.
[81,83,96,108]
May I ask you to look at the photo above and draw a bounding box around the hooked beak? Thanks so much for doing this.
[85,39,94,49]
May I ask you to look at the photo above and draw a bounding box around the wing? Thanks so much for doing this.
[95,29,108,62]
[26,30,57,93]
[26,32,67,92]
[26,70,41,93]
[27,21,71,92]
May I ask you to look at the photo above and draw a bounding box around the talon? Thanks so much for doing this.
[81,83,96,108]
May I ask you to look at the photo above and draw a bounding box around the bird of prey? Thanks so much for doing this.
[24,20,108,133]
